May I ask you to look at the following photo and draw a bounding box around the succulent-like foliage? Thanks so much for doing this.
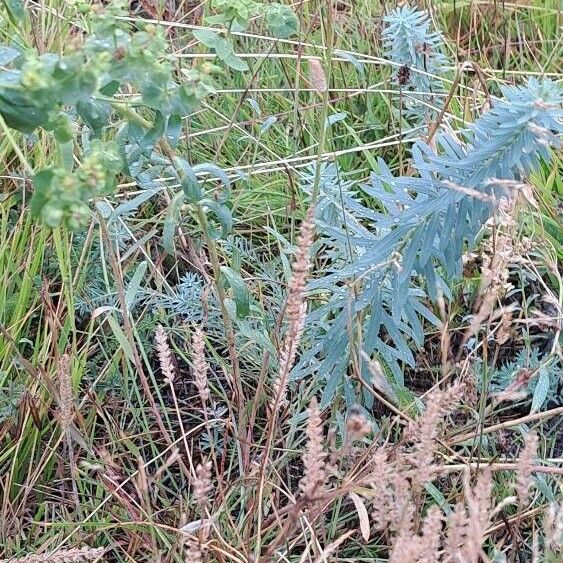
[383,6,450,121]
[297,79,562,405]
[0,1,214,229]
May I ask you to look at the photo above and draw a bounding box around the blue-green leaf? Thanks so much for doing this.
[125,261,148,312]
[181,175,203,203]
[201,199,232,239]
[0,46,19,65]
[4,0,24,21]
[260,116,277,134]
[531,368,550,412]
[325,112,347,129]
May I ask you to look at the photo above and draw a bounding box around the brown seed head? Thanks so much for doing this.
[309,59,328,92]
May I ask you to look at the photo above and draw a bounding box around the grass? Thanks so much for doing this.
[0,0,562,561]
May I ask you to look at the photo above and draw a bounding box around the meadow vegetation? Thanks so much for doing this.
[0,0,562,561]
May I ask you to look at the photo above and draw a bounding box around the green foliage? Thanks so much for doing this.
[1,1,563,561]
[208,0,262,30]
[193,29,249,71]
[194,1,298,71]
[0,381,26,428]
[263,3,300,39]
[207,0,299,38]
[31,141,122,228]
[3,0,24,22]
[0,2,214,229]
[0,0,297,232]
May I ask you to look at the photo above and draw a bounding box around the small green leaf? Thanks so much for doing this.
[220,266,250,319]
[76,98,112,136]
[192,163,231,194]
[0,46,19,65]
[163,191,185,253]
[140,111,165,149]
[260,116,277,134]
[207,0,260,30]
[192,29,221,48]
[0,89,53,133]
[181,175,202,203]
[534,473,555,501]
[30,169,56,219]
[99,80,120,96]
[264,4,299,39]
[166,114,182,147]
[325,112,347,129]
[321,370,344,407]
[113,189,159,218]
[53,64,98,104]
[4,0,25,21]
[237,320,276,355]
[424,482,452,515]
[214,40,248,71]
[201,199,232,239]
[334,49,365,75]
[106,314,135,363]
[52,114,74,144]
[193,29,248,71]
[60,141,74,172]
[531,368,550,413]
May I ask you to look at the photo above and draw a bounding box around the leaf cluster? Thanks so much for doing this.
[0,2,214,228]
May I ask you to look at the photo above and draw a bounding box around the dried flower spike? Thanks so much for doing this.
[155,324,175,385]
[517,432,538,507]
[545,501,563,554]
[192,327,209,403]
[419,505,442,562]
[464,467,492,562]
[6,546,106,562]
[407,382,465,484]
[309,59,327,92]
[346,408,372,441]
[444,502,469,561]
[299,397,326,499]
[271,208,315,410]
[194,460,213,511]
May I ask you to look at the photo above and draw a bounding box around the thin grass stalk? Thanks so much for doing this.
[101,223,192,481]
[58,353,80,510]
[254,4,335,558]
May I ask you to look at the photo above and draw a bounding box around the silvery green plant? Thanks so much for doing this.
[296,78,562,407]
[383,5,450,122]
